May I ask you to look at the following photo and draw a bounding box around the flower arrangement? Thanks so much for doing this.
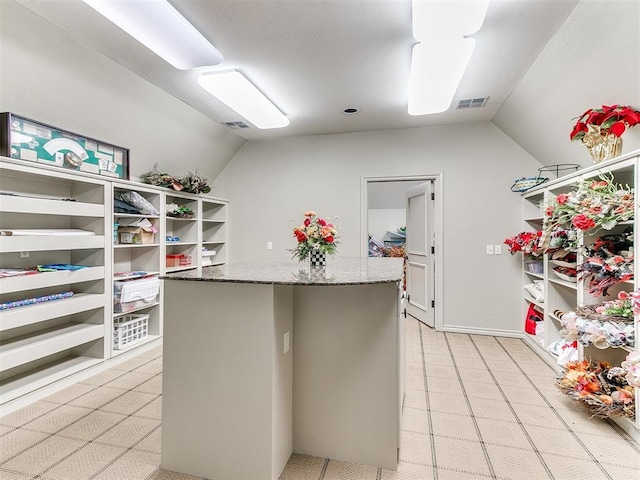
[291,211,338,261]
[141,164,211,194]
[543,174,634,237]
[557,359,635,418]
[577,231,634,296]
[504,231,542,256]
[621,352,640,388]
[546,227,579,253]
[570,104,640,142]
[166,203,194,218]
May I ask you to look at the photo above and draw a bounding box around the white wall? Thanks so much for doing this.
[213,122,542,335]
[494,0,640,167]
[0,1,245,182]
[368,209,405,243]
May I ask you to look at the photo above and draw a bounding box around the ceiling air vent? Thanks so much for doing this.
[222,121,250,129]
[457,97,489,109]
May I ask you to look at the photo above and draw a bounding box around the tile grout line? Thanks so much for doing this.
[0,363,161,477]
[605,417,640,454]
[496,336,629,475]
[469,336,556,479]
[419,321,439,480]
[87,423,162,480]
[317,458,329,480]
[36,388,161,479]
[442,332,497,479]
[0,354,160,435]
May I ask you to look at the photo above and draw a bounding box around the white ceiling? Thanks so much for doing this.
[15,0,578,141]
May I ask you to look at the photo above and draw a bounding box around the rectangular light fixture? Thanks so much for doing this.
[408,39,475,115]
[82,0,223,70]
[409,0,489,115]
[197,70,290,129]
[412,0,490,41]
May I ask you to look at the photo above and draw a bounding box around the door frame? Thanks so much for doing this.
[360,174,444,331]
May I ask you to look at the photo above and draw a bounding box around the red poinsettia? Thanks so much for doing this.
[504,231,542,256]
[570,104,640,141]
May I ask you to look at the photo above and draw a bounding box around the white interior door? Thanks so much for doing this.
[405,182,435,327]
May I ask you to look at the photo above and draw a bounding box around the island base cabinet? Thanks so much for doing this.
[162,278,401,479]
[161,281,293,480]
[292,284,399,470]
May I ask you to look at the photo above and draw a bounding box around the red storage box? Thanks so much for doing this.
[166,254,192,268]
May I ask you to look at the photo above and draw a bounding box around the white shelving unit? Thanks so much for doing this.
[201,196,228,266]
[521,150,640,440]
[112,182,163,356]
[0,158,110,405]
[163,191,200,273]
[0,156,229,407]
[162,191,228,271]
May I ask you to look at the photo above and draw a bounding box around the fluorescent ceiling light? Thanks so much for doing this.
[409,0,489,115]
[82,0,223,70]
[408,39,475,115]
[412,0,490,40]
[197,70,290,129]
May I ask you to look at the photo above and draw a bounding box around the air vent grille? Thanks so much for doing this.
[223,121,250,129]
[457,97,489,109]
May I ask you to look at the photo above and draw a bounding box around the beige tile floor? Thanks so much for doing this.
[1,318,639,479]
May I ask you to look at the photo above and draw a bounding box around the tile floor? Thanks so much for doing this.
[1,318,639,479]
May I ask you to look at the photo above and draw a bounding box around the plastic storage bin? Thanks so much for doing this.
[113,314,149,350]
[524,260,544,274]
[113,276,160,313]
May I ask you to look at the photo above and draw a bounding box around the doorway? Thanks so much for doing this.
[361,175,443,330]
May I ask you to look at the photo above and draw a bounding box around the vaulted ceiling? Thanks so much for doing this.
[15,0,578,141]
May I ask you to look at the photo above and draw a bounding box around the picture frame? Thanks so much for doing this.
[0,112,130,180]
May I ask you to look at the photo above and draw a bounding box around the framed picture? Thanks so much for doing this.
[0,112,130,180]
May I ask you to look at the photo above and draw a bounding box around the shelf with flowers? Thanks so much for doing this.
[570,104,640,164]
[517,151,640,438]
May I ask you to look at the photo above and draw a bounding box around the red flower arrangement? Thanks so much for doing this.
[504,231,542,256]
[570,104,640,142]
[291,211,339,261]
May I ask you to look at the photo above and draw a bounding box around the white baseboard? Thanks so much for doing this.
[440,324,522,338]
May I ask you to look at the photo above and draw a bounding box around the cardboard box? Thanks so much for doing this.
[118,226,155,244]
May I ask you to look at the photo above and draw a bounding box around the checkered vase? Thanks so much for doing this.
[309,250,327,268]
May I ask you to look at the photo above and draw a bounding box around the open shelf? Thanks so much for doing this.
[0,355,103,405]
[0,323,104,371]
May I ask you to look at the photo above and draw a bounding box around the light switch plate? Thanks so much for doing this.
[486,245,494,255]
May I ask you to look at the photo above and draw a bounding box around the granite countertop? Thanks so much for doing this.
[161,257,404,286]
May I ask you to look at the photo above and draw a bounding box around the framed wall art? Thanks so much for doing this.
[0,112,129,180]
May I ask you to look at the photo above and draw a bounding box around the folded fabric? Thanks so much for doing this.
[114,198,141,214]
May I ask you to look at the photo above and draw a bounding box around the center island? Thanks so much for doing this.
[161,257,405,480]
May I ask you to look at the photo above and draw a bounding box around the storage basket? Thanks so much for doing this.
[524,260,544,274]
[113,314,149,350]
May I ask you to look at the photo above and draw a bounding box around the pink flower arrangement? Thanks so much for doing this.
[291,211,339,261]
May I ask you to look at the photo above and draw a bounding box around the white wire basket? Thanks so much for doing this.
[113,314,149,350]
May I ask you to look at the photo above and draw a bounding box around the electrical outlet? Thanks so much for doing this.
[284,331,290,354]
[20,251,29,258]
[486,245,494,255]
[494,245,503,255]
[267,241,273,250]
